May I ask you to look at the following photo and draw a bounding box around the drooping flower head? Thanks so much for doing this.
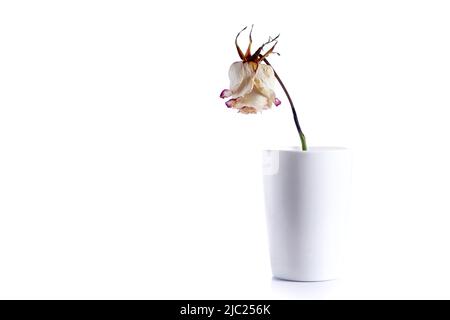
[220,26,281,114]
[220,26,308,151]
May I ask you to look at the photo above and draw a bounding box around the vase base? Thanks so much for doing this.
[272,275,337,283]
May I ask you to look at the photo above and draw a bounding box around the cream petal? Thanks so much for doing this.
[228,61,255,98]
[238,106,257,114]
[255,64,276,88]
[228,62,244,88]
[254,64,277,104]
[234,88,271,112]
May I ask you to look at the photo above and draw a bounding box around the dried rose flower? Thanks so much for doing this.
[220,26,308,150]
[220,26,281,113]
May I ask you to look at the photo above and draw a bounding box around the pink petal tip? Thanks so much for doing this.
[225,99,236,108]
[220,89,232,99]
[274,98,281,107]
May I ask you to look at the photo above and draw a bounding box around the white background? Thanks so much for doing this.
[1,0,450,299]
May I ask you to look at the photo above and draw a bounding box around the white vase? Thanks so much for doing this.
[263,147,351,281]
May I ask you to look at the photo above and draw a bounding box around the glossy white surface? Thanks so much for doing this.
[264,148,351,281]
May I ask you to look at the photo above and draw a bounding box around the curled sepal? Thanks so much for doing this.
[244,24,254,61]
[250,34,279,62]
[235,26,247,61]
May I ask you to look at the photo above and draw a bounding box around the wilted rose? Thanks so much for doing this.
[220,26,281,114]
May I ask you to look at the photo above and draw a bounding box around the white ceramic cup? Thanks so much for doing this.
[263,147,351,281]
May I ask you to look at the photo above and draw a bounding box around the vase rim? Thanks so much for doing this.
[263,146,349,153]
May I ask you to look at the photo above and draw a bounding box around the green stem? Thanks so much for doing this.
[300,131,307,151]
[263,58,307,151]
